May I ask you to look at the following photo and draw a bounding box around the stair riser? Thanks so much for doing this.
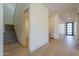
[4,32,16,35]
[4,40,17,44]
[4,38,17,41]
[4,36,16,38]
[4,37,17,39]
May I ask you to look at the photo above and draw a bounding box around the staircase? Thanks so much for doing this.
[3,24,17,44]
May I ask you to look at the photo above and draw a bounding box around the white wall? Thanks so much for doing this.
[76,5,79,42]
[0,4,3,56]
[76,16,79,43]
[29,4,49,52]
[59,24,65,35]
[49,15,64,38]
[76,5,79,43]
[53,14,60,39]
[14,3,29,46]
[3,4,16,25]
[49,17,54,38]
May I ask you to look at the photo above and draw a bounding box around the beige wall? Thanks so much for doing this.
[0,4,3,56]
[14,3,29,46]
[29,4,49,51]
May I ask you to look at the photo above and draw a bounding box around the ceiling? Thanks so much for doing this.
[4,3,79,19]
[43,3,79,17]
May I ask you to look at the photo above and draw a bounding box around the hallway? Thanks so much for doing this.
[3,3,79,56]
[4,36,79,56]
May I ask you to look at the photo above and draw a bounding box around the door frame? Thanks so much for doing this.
[24,8,29,48]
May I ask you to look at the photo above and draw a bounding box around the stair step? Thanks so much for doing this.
[5,30,15,32]
[4,33,16,37]
[3,37,17,40]
[4,39,17,44]
[5,24,14,27]
[4,34,16,37]
[4,33,16,35]
[3,36,16,39]
[5,31,15,33]
[5,25,15,32]
[4,38,17,40]
[4,34,16,36]
[4,24,17,44]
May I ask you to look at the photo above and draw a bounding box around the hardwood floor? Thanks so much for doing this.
[4,42,30,56]
[4,36,79,56]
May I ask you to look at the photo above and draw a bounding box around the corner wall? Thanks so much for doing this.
[14,3,29,46]
[29,4,49,51]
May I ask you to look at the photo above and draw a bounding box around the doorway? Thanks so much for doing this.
[66,22,74,36]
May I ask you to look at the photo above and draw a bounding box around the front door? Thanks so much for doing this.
[66,22,74,36]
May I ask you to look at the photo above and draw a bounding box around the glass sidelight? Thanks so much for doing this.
[66,22,74,36]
